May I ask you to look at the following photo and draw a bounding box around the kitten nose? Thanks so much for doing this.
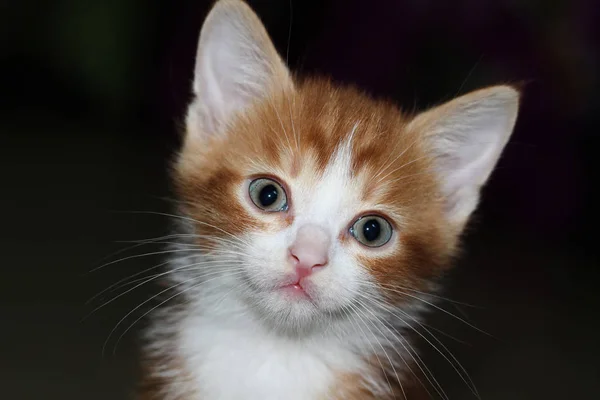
[289,225,330,279]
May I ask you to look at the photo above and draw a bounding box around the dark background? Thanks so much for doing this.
[2,0,599,399]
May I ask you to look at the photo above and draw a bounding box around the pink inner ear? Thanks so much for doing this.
[189,0,294,141]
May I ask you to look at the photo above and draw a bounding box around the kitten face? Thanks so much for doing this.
[177,83,455,332]
[172,0,519,334]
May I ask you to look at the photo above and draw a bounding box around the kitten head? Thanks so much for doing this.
[173,0,519,334]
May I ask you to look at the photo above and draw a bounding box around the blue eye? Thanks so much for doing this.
[249,178,288,212]
[350,215,393,247]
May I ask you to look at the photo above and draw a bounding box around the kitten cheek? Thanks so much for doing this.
[306,256,365,309]
[311,279,361,311]
[241,235,292,286]
[356,244,440,304]
[357,253,411,292]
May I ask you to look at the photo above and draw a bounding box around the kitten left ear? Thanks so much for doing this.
[187,0,294,138]
[408,86,520,230]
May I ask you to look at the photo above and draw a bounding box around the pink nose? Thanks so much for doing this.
[289,225,330,279]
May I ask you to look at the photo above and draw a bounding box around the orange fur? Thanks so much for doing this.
[328,369,431,400]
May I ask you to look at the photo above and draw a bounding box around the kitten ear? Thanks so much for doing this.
[186,0,294,137]
[408,86,520,230]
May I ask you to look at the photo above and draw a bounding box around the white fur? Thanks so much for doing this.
[178,296,373,400]
[146,278,412,400]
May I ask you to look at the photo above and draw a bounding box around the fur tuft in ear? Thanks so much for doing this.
[408,86,520,230]
[187,0,294,138]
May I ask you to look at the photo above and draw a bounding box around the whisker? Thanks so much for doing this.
[268,96,295,157]
[146,194,197,208]
[285,90,300,152]
[353,293,446,400]
[86,256,244,306]
[384,162,503,187]
[94,233,196,266]
[121,241,247,254]
[378,282,481,308]
[88,242,259,274]
[116,233,247,250]
[338,304,392,396]
[370,132,399,181]
[88,248,204,273]
[364,291,479,398]
[376,154,431,185]
[110,210,253,248]
[86,259,170,305]
[412,319,472,346]
[393,306,480,399]
[353,302,415,400]
[345,302,398,397]
[364,281,493,338]
[104,269,247,356]
[373,136,422,182]
[85,262,245,321]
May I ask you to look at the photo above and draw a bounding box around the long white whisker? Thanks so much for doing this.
[86,262,245,321]
[116,233,248,250]
[364,290,479,398]
[376,154,431,184]
[285,91,300,152]
[96,233,200,265]
[345,302,398,397]
[88,245,248,274]
[104,269,247,356]
[86,256,245,306]
[378,282,480,308]
[373,136,421,181]
[269,97,295,157]
[393,305,480,398]
[112,210,253,248]
[89,249,205,273]
[354,292,446,400]
[365,282,493,337]
[86,259,170,305]
[338,304,393,396]
[89,243,261,274]
[111,259,243,290]
[353,302,411,399]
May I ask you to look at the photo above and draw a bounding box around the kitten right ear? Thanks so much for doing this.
[186,0,294,138]
[408,86,520,231]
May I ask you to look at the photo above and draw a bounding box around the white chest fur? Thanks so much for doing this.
[174,309,369,400]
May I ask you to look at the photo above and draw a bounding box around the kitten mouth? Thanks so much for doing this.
[280,282,311,300]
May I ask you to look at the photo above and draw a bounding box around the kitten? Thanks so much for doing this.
[138,0,520,399]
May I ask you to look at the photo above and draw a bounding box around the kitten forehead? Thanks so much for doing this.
[292,123,363,229]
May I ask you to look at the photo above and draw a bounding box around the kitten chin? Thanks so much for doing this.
[138,0,520,398]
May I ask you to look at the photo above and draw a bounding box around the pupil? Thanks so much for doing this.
[363,219,381,242]
[259,184,279,207]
